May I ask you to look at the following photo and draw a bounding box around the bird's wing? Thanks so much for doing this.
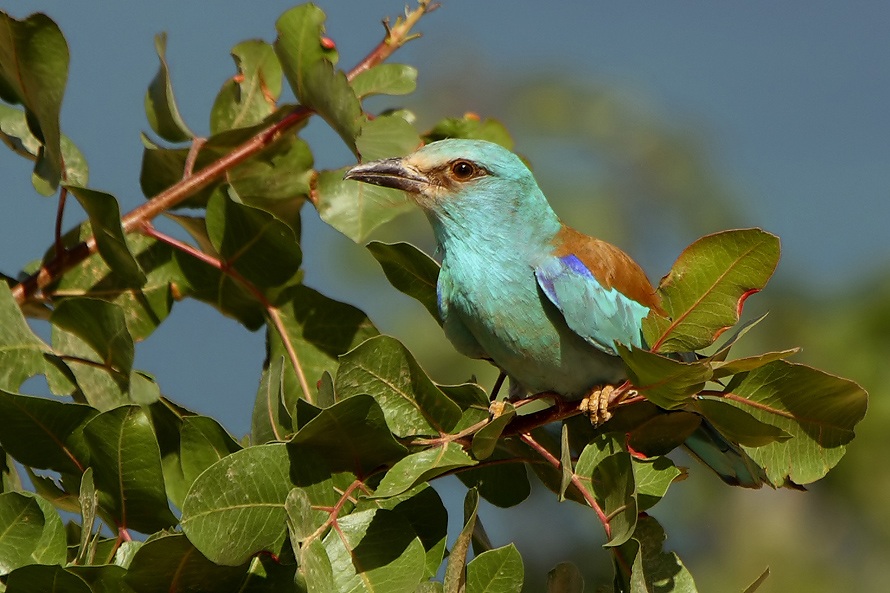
[534,253,651,355]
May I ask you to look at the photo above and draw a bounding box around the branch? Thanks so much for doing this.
[10,3,432,307]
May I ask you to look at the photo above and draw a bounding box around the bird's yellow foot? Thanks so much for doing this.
[580,385,615,426]
[489,400,507,419]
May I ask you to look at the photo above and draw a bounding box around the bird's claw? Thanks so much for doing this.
[489,400,507,419]
[580,385,615,426]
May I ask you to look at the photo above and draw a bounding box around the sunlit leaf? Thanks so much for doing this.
[351,63,418,98]
[144,33,193,142]
[0,283,48,391]
[0,492,44,574]
[466,544,524,593]
[632,456,684,511]
[617,344,711,409]
[211,40,282,134]
[374,443,476,498]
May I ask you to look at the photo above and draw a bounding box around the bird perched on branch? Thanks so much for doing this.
[345,139,765,487]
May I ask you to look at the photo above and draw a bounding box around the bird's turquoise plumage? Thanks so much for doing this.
[345,139,768,487]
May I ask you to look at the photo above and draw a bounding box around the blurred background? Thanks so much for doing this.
[2,1,888,590]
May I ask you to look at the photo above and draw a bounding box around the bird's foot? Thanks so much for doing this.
[580,385,616,426]
[489,400,507,419]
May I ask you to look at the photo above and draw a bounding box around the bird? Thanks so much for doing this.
[344,138,767,488]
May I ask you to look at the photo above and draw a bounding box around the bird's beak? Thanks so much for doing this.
[343,157,431,193]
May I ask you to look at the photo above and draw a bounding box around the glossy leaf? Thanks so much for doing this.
[0,283,49,391]
[261,284,379,409]
[316,166,415,243]
[710,349,799,379]
[69,187,146,287]
[124,533,252,593]
[632,456,684,511]
[291,394,407,474]
[179,415,242,486]
[275,5,361,149]
[367,241,441,322]
[466,544,524,593]
[210,40,282,134]
[0,12,68,194]
[336,335,463,437]
[722,361,867,485]
[323,509,426,593]
[617,344,712,409]
[82,406,176,533]
[144,33,193,142]
[350,63,418,98]
[644,229,780,353]
[374,443,476,498]
[0,390,95,474]
[181,443,292,565]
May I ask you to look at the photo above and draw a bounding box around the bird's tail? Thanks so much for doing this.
[683,420,771,489]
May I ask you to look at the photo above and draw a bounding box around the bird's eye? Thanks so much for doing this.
[450,160,477,181]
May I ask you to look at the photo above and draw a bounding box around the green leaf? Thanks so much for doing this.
[614,515,698,593]
[291,394,407,474]
[351,63,418,98]
[444,488,479,593]
[0,12,69,194]
[211,40,282,134]
[471,403,515,461]
[367,241,441,322]
[0,283,49,391]
[179,415,242,486]
[0,103,88,187]
[227,135,313,215]
[547,562,584,593]
[721,360,867,485]
[68,187,147,287]
[626,411,701,457]
[558,423,572,501]
[632,456,683,511]
[617,344,712,409]
[181,443,293,565]
[66,564,132,593]
[374,443,477,498]
[301,537,336,593]
[0,390,95,474]
[5,564,92,593]
[144,33,193,142]
[695,397,791,447]
[742,568,771,593]
[275,5,362,149]
[260,284,378,410]
[466,544,524,593]
[355,113,421,161]
[336,335,463,437]
[456,455,530,509]
[0,492,44,574]
[26,493,66,566]
[323,509,426,593]
[75,467,98,565]
[424,115,514,149]
[124,533,252,593]
[574,436,636,546]
[252,355,292,443]
[644,229,780,353]
[710,349,799,379]
[82,405,176,533]
[316,167,415,243]
[205,190,302,289]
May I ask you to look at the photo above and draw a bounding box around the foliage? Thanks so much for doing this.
[0,4,867,593]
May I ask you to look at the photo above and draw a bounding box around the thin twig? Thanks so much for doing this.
[54,186,68,259]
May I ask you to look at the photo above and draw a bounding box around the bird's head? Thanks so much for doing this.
[344,139,546,217]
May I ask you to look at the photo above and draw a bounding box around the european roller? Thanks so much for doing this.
[345,139,767,487]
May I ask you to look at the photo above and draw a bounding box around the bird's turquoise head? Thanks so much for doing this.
[344,139,559,244]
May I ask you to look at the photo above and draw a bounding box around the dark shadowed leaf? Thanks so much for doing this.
[291,394,407,474]
[547,562,584,593]
[179,415,243,486]
[0,390,95,474]
[466,544,524,593]
[68,187,146,288]
[614,515,698,593]
[644,229,780,353]
[181,443,292,565]
[4,564,92,593]
[457,454,531,509]
[0,12,68,194]
[574,435,636,546]
[617,344,711,409]
[424,115,514,149]
[82,406,176,533]
[144,33,193,142]
[472,403,515,461]
[694,397,790,447]
[336,335,462,437]
[350,63,418,98]
[367,241,440,322]
[211,40,282,134]
[0,283,48,391]
[626,411,701,457]
[275,5,361,149]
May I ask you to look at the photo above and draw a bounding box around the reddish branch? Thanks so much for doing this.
[10,0,436,308]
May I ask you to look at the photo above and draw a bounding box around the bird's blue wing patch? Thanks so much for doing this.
[535,254,649,355]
